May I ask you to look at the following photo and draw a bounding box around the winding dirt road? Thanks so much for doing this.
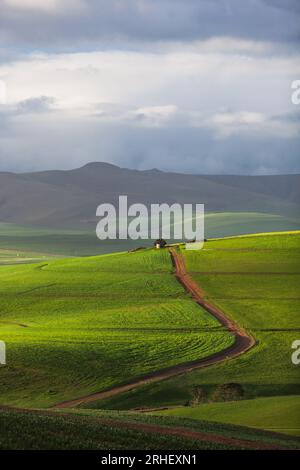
[53,248,255,409]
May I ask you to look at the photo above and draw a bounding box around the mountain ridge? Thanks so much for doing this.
[0,162,299,229]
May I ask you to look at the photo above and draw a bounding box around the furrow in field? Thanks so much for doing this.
[52,248,255,408]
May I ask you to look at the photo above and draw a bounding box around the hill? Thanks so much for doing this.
[1,407,299,450]
[0,163,299,230]
[0,248,233,408]
[157,395,300,437]
[88,232,300,420]
[0,231,299,447]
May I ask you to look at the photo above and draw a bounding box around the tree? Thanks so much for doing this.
[211,383,244,402]
[190,386,207,405]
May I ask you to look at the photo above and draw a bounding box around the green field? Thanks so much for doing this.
[0,223,131,257]
[1,407,299,450]
[0,248,60,266]
[0,249,233,408]
[0,230,299,445]
[89,233,300,419]
[156,395,300,436]
[1,212,299,257]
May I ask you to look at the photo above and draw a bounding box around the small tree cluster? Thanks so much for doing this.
[211,383,244,402]
[188,386,207,406]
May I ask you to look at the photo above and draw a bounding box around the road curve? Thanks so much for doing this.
[53,248,255,409]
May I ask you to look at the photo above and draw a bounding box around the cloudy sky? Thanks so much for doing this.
[0,0,299,174]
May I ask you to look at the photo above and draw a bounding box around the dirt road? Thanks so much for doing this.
[53,248,255,408]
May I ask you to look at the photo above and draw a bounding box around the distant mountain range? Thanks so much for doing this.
[0,162,299,229]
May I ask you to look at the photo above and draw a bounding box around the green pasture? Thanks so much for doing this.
[0,249,233,407]
[2,407,299,450]
[156,395,300,436]
[0,248,58,266]
[1,213,299,257]
[90,232,300,411]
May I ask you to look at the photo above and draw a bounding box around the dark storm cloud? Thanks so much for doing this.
[17,96,55,113]
[0,0,299,47]
[271,110,300,123]
[0,110,299,175]
[263,0,300,14]
[0,96,54,120]
[0,1,299,176]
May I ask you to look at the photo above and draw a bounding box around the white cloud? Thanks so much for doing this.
[168,37,273,55]
[3,0,84,13]
[0,38,299,173]
[0,79,6,104]
[198,111,300,138]
[210,111,266,126]
[1,43,299,115]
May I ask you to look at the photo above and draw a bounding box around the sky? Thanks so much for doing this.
[0,0,299,174]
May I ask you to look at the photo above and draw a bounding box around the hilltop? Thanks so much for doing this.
[0,163,299,229]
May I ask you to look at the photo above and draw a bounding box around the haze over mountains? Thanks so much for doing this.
[0,162,299,230]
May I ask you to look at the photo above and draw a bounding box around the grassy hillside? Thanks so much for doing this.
[1,407,299,450]
[0,222,135,256]
[90,232,300,410]
[0,249,233,407]
[0,248,59,266]
[156,395,300,436]
[1,230,299,446]
[204,213,300,238]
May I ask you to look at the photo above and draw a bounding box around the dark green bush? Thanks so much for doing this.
[211,383,244,402]
[190,386,207,405]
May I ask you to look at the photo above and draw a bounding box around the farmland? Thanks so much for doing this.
[1,407,299,450]
[0,249,233,408]
[0,248,59,266]
[157,395,300,436]
[1,212,299,257]
[90,232,300,439]
[0,230,299,445]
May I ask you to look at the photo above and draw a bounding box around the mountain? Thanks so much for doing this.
[0,162,299,229]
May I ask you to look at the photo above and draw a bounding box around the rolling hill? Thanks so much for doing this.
[0,163,299,230]
[2,407,299,450]
[88,232,300,429]
[0,248,233,408]
[0,232,299,446]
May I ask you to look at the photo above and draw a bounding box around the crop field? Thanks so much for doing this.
[1,213,299,257]
[204,213,300,238]
[1,407,299,450]
[0,248,58,266]
[0,223,141,257]
[0,249,233,408]
[90,232,300,437]
[156,395,300,436]
[0,231,299,444]
[181,233,300,391]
